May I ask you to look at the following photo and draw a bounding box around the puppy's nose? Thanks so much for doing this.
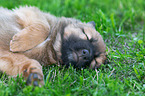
[82,49,89,55]
[82,49,89,60]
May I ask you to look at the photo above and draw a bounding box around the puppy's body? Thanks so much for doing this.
[0,6,106,86]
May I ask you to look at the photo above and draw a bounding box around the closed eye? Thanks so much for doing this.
[89,38,98,43]
[81,28,89,41]
[81,28,98,43]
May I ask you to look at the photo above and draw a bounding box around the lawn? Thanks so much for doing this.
[0,0,144,95]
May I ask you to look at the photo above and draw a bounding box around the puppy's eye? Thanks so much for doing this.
[82,29,89,40]
[89,38,97,43]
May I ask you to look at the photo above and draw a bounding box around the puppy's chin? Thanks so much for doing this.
[61,49,77,68]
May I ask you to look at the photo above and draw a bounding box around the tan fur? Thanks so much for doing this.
[0,6,106,86]
[10,7,50,52]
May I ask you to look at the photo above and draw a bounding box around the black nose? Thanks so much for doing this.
[82,49,89,60]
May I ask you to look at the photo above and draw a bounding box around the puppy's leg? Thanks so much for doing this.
[10,7,50,52]
[10,23,50,52]
[0,50,44,86]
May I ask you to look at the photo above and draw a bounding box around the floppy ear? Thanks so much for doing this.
[87,21,96,28]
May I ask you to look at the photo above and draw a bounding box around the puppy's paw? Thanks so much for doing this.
[26,73,44,87]
[10,33,25,52]
[10,29,37,52]
[90,54,107,69]
[23,67,44,87]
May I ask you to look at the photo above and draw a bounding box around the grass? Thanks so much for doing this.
[0,0,144,95]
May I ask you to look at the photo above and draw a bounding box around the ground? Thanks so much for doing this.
[0,0,144,96]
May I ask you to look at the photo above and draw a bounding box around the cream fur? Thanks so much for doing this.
[0,6,106,86]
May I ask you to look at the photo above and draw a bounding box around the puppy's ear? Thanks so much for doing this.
[87,21,96,28]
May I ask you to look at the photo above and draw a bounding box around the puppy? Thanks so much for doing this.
[0,6,106,86]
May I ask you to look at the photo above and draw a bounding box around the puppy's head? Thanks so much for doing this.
[61,35,95,68]
[61,21,106,69]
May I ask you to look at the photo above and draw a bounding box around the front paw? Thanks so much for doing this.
[10,35,22,52]
[26,72,44,87]
[23,66,44,87]
[10,31,29,52]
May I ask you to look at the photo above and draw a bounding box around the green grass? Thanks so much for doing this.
[0,0,145,95]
